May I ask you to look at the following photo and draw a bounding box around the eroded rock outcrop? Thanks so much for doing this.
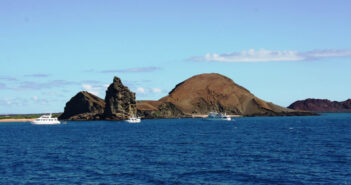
[58,91,105,120]
[137,73,316,117]
[288,98,351,113]
[137,101,185,118]
[59,76,137,121]
[104,77,137,120]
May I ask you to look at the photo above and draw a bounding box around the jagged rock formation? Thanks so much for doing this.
[104,77,137,120]
[59,76,137,121]
[58,91,105,120]
[137,73,316,118]
[288,98,351,113]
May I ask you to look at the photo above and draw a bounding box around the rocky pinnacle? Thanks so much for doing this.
[104,76,137,119]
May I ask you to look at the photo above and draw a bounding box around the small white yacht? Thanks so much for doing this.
[203,112,231,121]
[31,114,61,125]
[125,116,141,123]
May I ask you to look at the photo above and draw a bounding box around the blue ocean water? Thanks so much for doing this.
[0,114,350,184]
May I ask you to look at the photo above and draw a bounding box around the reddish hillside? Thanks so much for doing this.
[138,73,315,117]
[288,99,351,113]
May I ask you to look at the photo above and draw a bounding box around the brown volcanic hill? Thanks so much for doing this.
[288,98,351,113]
[137,73,315,117]
[58,91,105,120]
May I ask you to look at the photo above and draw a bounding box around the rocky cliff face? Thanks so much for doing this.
[58,91,105,120]
[104,77,137,120]
[137,73,316,117]
[137,101,185,118]
[59,76,137,121]
[288,98,351,112]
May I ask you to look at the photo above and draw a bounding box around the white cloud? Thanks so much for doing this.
[189,49,351,63]
[136,87,146,94]
[135,87,163,95]
[82,84,100,96]
[82,84,92,90]
[32,96,38,101]
[152,88,162,93]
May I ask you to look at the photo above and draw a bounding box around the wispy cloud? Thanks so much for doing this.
[0,96,49,107]
[0,97,29,107]
[0,98,13,105]
[18,80,77,90]
[81,83,111,97]
[189,49,351,63]
[152,88,162,93]
[123,80,151,89]
[0,83,7,89]
[0,98,14,106]
[0,76,17,81]
[81,84,103,96]
[101,67,161,73]
[134,87,165,96]
[136,87,146,94]
[31,96,48,105]
[24,73,50,78]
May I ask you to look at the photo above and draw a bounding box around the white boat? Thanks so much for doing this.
[31,114,61,125]
[125,116,141,123]
[203,112,231,121]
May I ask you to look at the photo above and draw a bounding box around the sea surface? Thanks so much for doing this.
[0,114,350,184]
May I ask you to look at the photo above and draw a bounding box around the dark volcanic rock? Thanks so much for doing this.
[288,98,351,113]
[59,91,105,120]
[104,76,137,120]
[137,101,185,119]
[137,73,316,118]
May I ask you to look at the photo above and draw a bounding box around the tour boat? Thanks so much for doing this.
[125,116,141,123]
[31,114,61,125]
[203,112,231,121]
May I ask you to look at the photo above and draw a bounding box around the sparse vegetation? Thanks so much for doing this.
[0,113,62,120]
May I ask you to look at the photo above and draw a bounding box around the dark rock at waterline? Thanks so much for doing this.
[288,98,351,113]
[104,76,137,120]
[137,101,185,119]
[59,76,137,121]
[58,91,105,120]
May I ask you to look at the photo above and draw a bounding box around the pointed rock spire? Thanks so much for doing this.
[104,76,137,119]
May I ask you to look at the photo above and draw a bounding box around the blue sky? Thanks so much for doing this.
[0,0,350,114]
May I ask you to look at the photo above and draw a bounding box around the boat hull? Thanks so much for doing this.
[31,121,61,125]
[203,117,231,121]
[125,120,141,123]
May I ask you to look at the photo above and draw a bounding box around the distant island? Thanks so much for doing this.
[288,98,351,113]
[58,73,315,121]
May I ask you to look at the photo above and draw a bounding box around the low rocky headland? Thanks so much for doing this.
[59,73,316,120]
[288,98,351,113]
[59,77,136,121]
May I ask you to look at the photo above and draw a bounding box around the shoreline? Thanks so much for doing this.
[191,114,242,118]
[0,119,35,122]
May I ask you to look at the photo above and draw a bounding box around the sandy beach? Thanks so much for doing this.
[0,119,35,122]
